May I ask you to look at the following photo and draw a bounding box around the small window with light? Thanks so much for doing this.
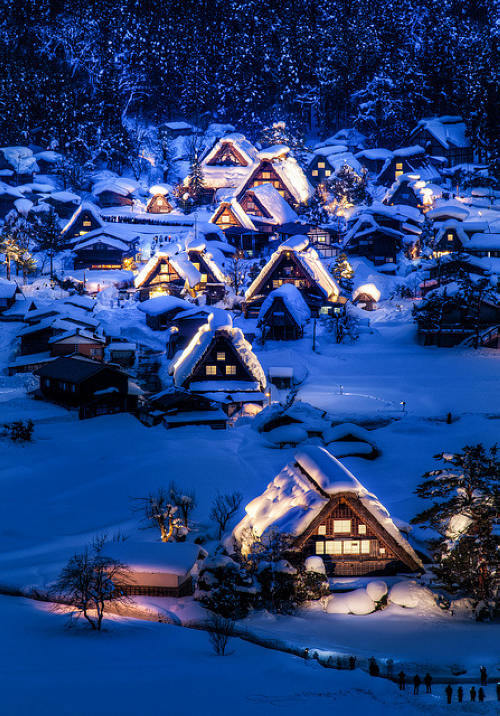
[318,162,325,169]
[226,365,236,375]
[217,352,225,361]
[206,365,217,375]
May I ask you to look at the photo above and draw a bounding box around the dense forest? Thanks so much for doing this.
[0,0,498,162]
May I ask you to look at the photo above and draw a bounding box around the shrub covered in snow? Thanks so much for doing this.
[366,580,388,602]
[326,589,376,615]
[195,554,256,619]
[388,580,435,609]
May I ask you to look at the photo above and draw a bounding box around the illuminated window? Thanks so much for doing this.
[315,542,325,554]
[343,540,360,554]
[396,163,403,170]
[273,280,282,288]
[358,524,367,535]
[200,274,208,283]
[79,231,87,236]
[279,190,285,197]
[312,170,318,176]
[333,519,351,533]
[226,365,236,375]
[206,365,217,375]
[262,172,271,179]
[395,171,403,179]
[326,541,342,555]
[318,162,325,169]
[361,540,371,554]
[160,263,170,274]
[317,525,326,535]
[82,220,92,227]
[447,234,454,242]
[217,352,225,361]
[379,546,386,555]
[325,170,331,176]
[192,262,200,270]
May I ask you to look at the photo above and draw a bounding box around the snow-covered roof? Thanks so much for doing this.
[245,235,340,302]
[383,174,442,206]
[0,146,38,175]
[134,249,201,289]
[393,145,425,158]
[171,312,266,390]
[467,233,500,250]
[163,121,193,132]
[247,183,298,225]
[93,177,139,197]
[0,183,23,199]
[426,203,470,222]
[73,236,130,252]
[104,541,204,576]
[47,190,81,204]
[61,202,104,235]
[186,238,229,283]
[411,116,471,150]
[355,148,393,162]
[203,133,259,167]
[258,283,311,327]
[258,145,290,161]
[137,295,193,316]
[211,198,257,231]
[313,145,348,157]
[148,183,171,196]
[233,445,423,569]
[67,224,140,247]
[271,156,314,204]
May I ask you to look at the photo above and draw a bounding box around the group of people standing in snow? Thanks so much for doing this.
[396,665,498,705]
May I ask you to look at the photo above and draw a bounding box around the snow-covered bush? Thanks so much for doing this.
[388,580,435,609]
[195,554,256,620]
[2,419,34,443]
[366,580,388,602]
[326,589,376,615]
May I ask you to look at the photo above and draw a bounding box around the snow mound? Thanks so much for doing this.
[366,580,388,602]
[327,589,375,615]
[388,581,434,609]
[304,556,326,575]
[265,425,309,446]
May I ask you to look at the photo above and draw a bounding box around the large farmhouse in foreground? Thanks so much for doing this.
[234,446,423,576]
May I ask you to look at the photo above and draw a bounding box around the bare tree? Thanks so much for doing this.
[169,482,196,528]
[134,488,182,542]
[54,537,131,631]
[210,492,243,539]
[207,613,235,656]
[227,254,247,296]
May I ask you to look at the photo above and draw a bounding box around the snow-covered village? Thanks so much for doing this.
[0,1,499,714]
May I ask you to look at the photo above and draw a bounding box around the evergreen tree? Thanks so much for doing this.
[411,445,500,610]
[332,252,354,293]
[33,207,64,277]
[187,144,205,203]
[327,166,370,208]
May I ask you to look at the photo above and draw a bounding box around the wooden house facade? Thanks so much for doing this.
[258,284,310,340]
[146,193,173,214]
[234,447,423,577]
[244,236,343,317]
[61,204,104,241]
[408,116,473,166]
[236,159,309,210]
[35,356,134,419]
[171,313,266,411]
[134,251,201,301]
[48,329,105,360]
[73,236,137,270]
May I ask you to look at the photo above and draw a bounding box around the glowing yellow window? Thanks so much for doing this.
[315,542,325,554]
[318,162,325,169]
[325,170,331,176]
[82,220,92,227]
[395,171,403,179]
[217,352,225,361]
[273,280,282,288]
[317,525,326,535]
[361,540,371,554]
[343,541,360,554]
[206,365,216,375]
[200,274,207,283]
[312,170,318,176]
[358,524,367,535]
[79,231,87,235]
[325,541,342,555]
[379,546,386,555]
[262,172,271,179]
[226,365,236,375]
[333,519,351,533]
[447,234,454,241]
[396,163,403,170]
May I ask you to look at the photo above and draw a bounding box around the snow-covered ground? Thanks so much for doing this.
[2,596,498,715]
[0,292,499,694]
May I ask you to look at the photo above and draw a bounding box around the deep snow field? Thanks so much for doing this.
[0,302,499,713]
[2,596,499,716]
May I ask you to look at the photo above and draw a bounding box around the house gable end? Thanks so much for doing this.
[187,334,254,385]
